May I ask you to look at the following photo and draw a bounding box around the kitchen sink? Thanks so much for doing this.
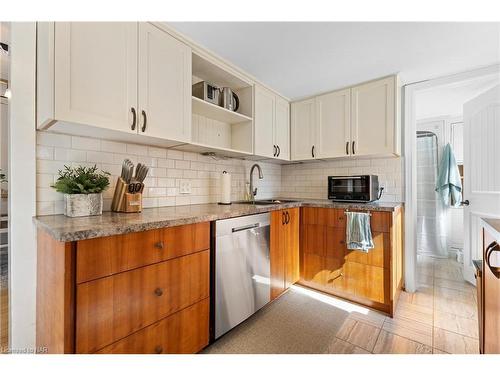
[234,199,297,205]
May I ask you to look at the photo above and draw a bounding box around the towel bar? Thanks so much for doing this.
[344,210,372,216]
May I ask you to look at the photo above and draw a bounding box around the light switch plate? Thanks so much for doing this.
[179,180,192,194]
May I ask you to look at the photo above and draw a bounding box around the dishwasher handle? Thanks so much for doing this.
[232,223,260,233]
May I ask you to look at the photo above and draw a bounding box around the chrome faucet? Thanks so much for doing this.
[249,163,264,202]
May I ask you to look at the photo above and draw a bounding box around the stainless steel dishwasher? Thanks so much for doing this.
[214,212,270,339]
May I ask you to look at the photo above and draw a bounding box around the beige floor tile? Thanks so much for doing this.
[434,268,463,282]
[336,318,381,352]
[434,277,475,292]
[434,310,478,339]
[416,274,434,288]
[433,348,450,354]
[394,300,433,326]
[325,338,371,354]
[434,286,475,304]
[382,316,433,346]
[399,287,434,309]
[349,310,386,328]
[433,328,479,354]
[434,295,477,319]
[373,330,432,354]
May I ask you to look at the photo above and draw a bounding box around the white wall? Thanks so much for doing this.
[9,23,37,350]
[36,132,282,215]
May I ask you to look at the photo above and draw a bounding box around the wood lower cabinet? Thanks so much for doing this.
[37,222,210,354]
[299,207,403,315]
[270,208,300,300]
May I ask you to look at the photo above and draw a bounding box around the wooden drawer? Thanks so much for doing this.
[344,231,390,268]
[76,250,209,353]
[96,298,209,354]
[343,262,387,304]
[76,222,210,283]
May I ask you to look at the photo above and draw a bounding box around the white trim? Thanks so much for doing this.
[403,63,500,292]
[8,22,37,349]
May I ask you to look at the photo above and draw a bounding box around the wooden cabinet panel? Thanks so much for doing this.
[301,253,326,286]
[270,211,286,300]
[76,250,209,353]
[483,229,500,354]
[285,208,300,287]
[302,223,326,257]
[326,227,346,259]
[76,222,209,283]
[96,298,209,354]
[54,22,138,134]
[344,231,390,268]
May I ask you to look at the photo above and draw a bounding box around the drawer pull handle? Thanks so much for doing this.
[155,241,164,250]
[154,288,163,297]
[154,345,163,354]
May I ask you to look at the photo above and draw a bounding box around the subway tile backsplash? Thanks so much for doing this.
[36,132,404,216]
[280,157,404,203]
[36,132,281,215]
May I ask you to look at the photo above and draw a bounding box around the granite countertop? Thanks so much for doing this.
[33,199,403,242]
[483,218,500,240]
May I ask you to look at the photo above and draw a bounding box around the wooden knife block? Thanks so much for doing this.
[111,178,143,213]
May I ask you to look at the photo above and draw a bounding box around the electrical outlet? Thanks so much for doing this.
[179,180,192,194]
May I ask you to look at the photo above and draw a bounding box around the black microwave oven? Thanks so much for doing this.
[328,175,380,202]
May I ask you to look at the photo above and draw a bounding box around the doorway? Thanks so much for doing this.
[404,65,500,293]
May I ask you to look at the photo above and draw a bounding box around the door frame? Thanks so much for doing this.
[403,64,500,292]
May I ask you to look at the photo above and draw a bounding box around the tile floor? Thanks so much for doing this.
[328,255,479,354]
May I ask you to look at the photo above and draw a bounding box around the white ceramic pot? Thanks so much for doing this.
[64,193,103,217]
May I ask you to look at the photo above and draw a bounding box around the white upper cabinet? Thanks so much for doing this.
[291,98,316,161]
[351,75,397,157]
[254,84,289,160]
[54,22,138,134]
[254,85,275,158]
[290,75,399,161]
[274,96,290,160]
[138,23,191,142]
[315,89,351,158]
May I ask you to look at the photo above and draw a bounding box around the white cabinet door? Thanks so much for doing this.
[275,96,290,160]
[351,76,395,156]
[54,22,138,134]
[291,99,316,161]
[254,85,276,158]
[315,89,350,158]
[138,23,191,142]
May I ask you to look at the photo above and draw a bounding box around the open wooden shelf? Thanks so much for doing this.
[192,96,252,125]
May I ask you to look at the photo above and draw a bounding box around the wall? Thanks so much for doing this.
[36,132,281,215]
[281,156,404,203]
[9,23,37,350]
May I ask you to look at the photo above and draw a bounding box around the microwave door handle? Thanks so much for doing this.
[330,176,362,180]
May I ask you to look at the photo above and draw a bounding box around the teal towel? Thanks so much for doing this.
[346,212,374,253]
[435,143,462,207]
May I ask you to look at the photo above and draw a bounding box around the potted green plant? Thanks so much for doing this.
[52,165,110,217]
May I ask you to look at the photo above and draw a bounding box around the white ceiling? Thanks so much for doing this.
[169,22,500,100]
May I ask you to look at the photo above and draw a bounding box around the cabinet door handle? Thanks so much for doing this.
[154,241,164,250]
[286,211,290,224]
[346,141,349,155]
[282,211,285,225]
[273,145,277,157]
[485,241,500,277]
[277,145,281,157]
[131,107,137,131]
[154,288,163,297]
[154,345,163,354]
[141,110,147,132]
[311,145,315,158]
[352,141,355,155]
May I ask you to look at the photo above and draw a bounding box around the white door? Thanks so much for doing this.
[351,76,395,156]
[138,23,191,142]
[315,89,350,158]
[54,22,138,134]
[274,96,290,160]
[463,85,500,284]
[254,85,275,158]
[291,99,316,161]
